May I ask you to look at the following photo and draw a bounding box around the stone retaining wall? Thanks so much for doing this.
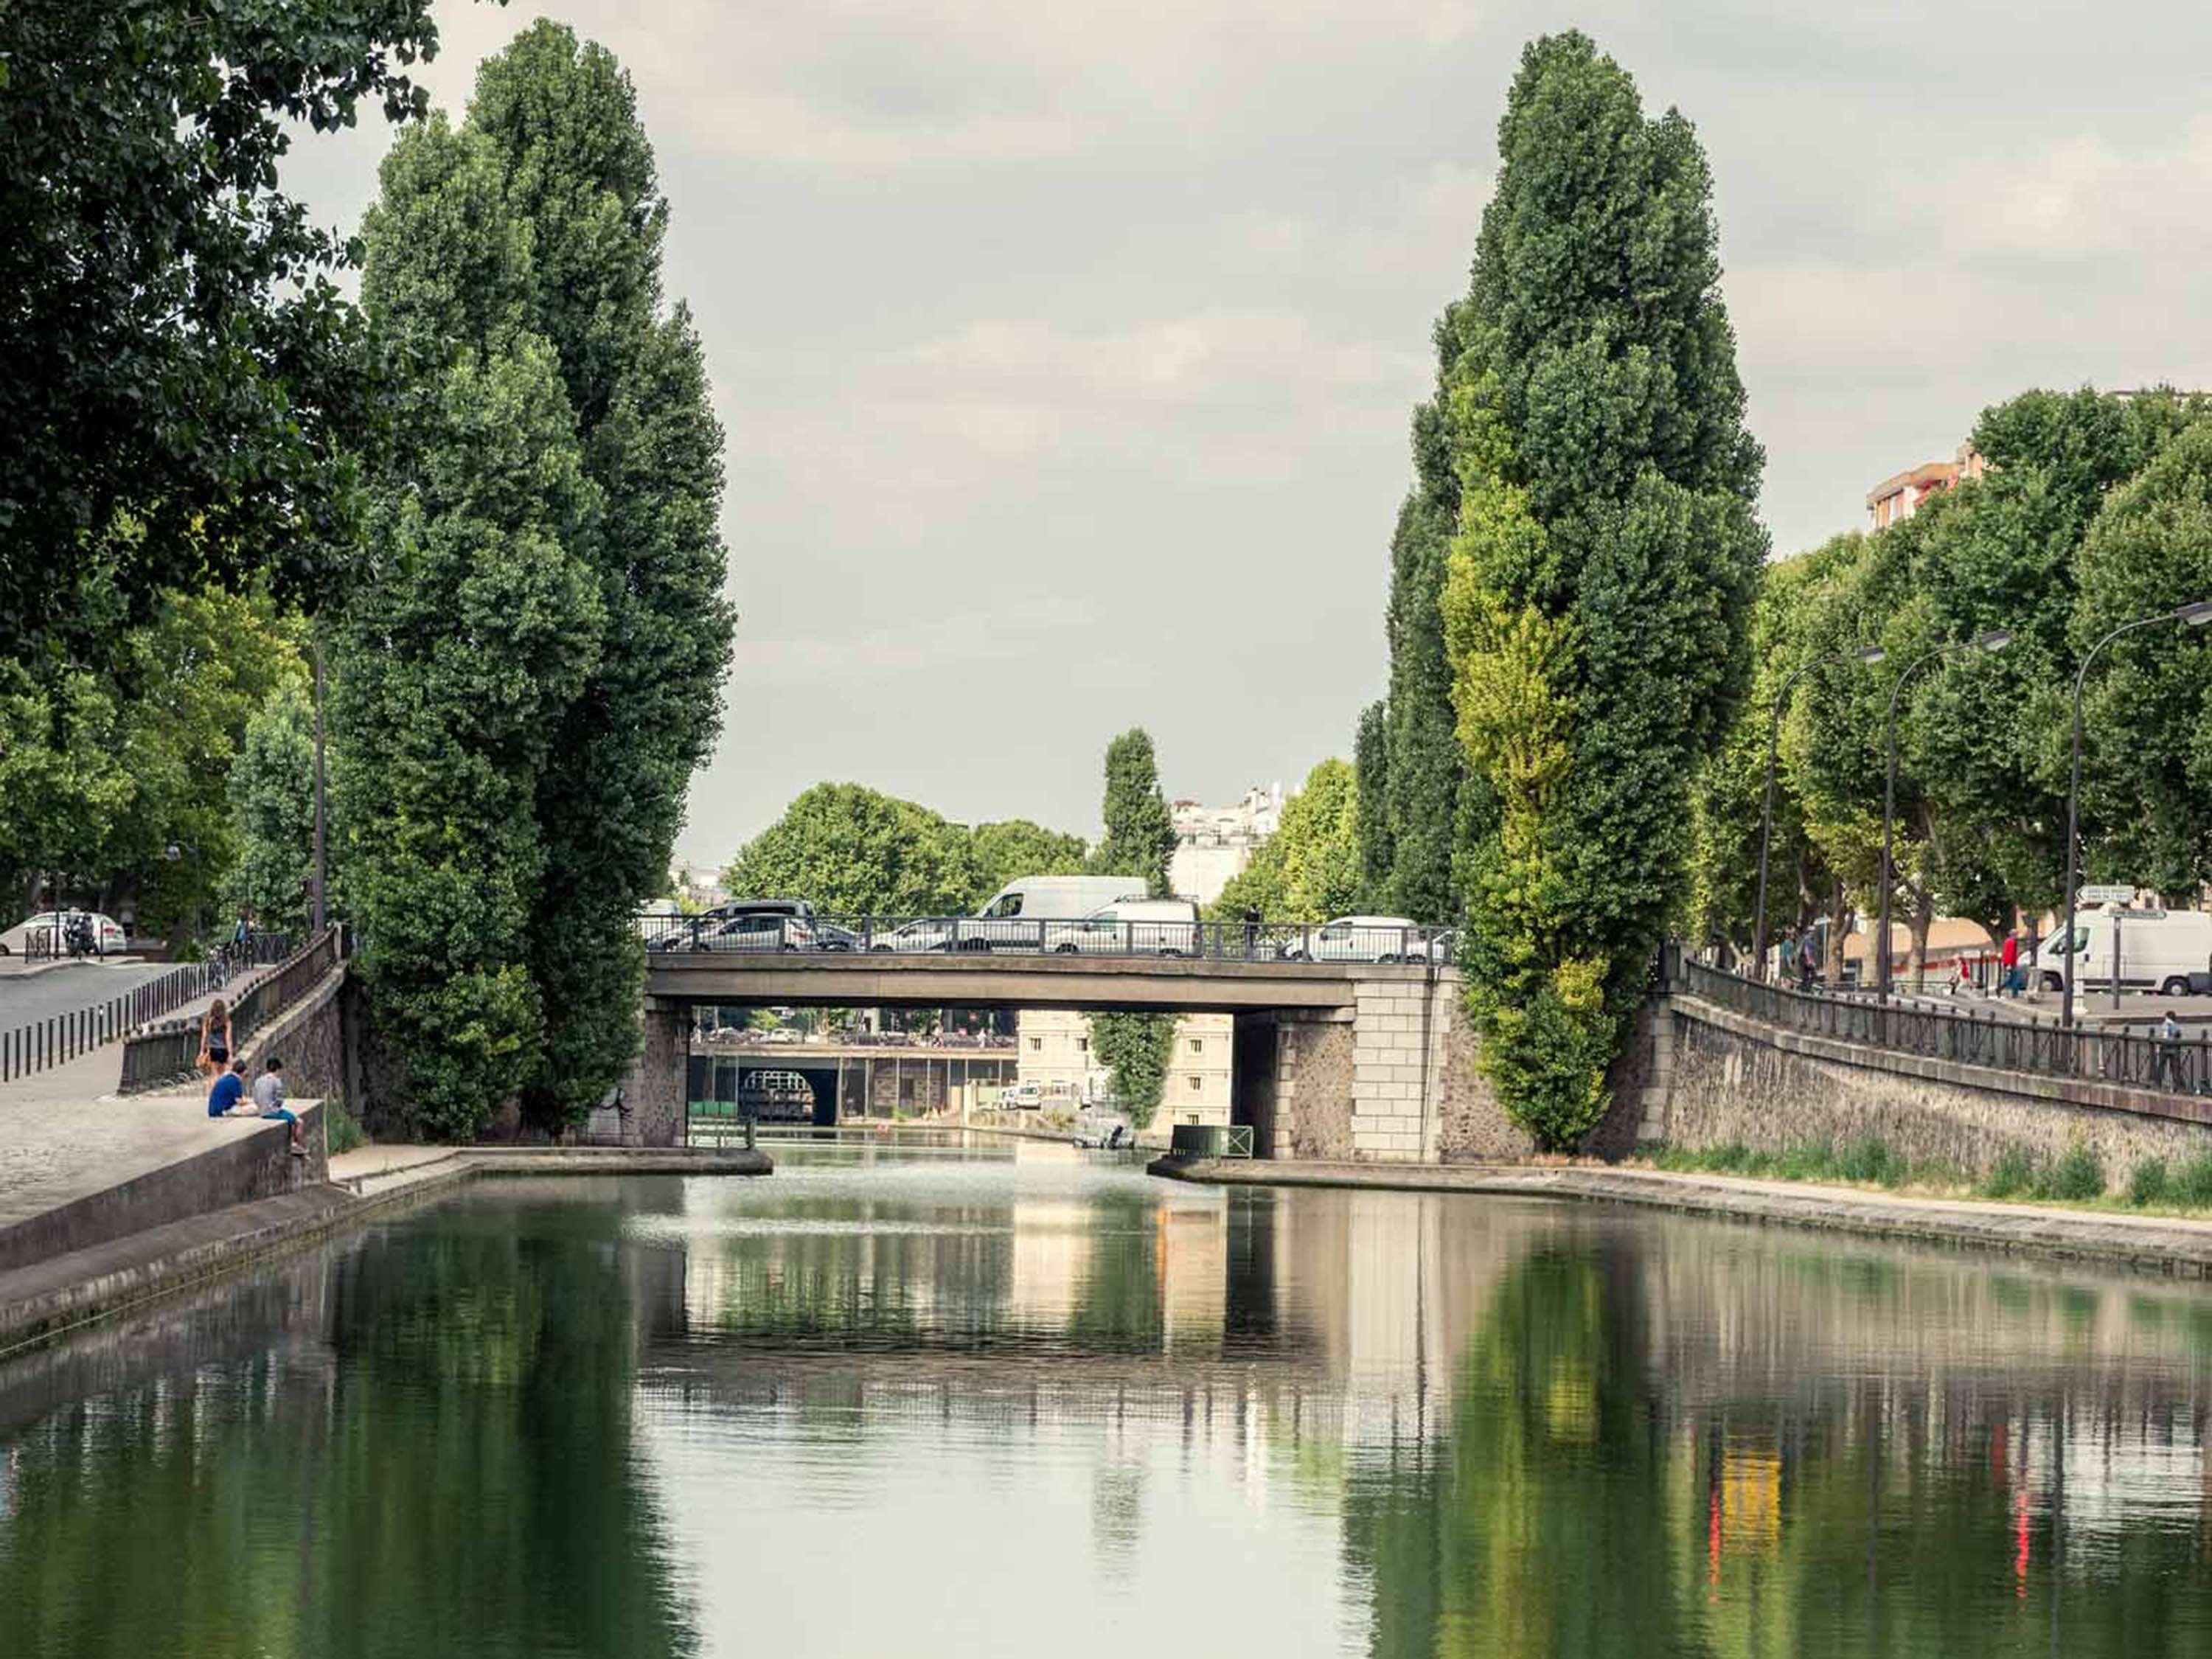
[1663,996,2212,1192]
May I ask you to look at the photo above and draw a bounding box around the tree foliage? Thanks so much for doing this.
[1211,759,1364,924]
[1379,364,1475,925]
[726,785,979,917]
[1439,33,1765,1149]
[226,681,319,936]
[0,0,441,659]
[967,818,1088,900]
[337,24,731,1138]
[1354,700,1394,908]
[1089,1012,1171,1131]
[1091,728,1177,897]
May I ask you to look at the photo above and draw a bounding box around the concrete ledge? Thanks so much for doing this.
[1147,1157,2212,1278]
[0,1144,772,1355]
[0,1103,327,1274]
[1672,994,2212,1126]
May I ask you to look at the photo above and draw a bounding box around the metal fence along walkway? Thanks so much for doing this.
[1672,953,2212,1099]
[0,933,293,1085]
[116,930,344,1093]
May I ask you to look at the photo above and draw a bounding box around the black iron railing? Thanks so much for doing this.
[116,930,341,1094]
[0,933,294,1085]
[1674,953,2212,1099]
[639,911,1457,967]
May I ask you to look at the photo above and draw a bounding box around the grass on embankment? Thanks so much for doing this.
[1641,1135,2212,1219]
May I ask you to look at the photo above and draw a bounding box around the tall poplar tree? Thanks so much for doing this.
[463,24,735,1131]
[1091,728,1177,897]
[1379,336,1475,925]
[1441,33,1764,1147]
[341,23,730,1138]
[1087,727,1177,1125]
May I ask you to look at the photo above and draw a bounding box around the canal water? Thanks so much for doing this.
[6,1141,2212,1657]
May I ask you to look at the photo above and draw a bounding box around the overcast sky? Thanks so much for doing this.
[280,1,2212,864]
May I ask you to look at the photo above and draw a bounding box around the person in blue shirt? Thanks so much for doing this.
[207,1057,247,1117]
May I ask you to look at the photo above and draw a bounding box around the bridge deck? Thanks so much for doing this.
[645,951,1447,1012]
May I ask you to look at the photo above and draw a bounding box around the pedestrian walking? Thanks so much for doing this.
[1778,933,1797,983]
[1797,926,1821,992]
[2153,1010,2185,1090]
[1999,929,2020,998]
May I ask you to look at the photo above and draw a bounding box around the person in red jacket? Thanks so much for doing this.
[1999,930,2021,998]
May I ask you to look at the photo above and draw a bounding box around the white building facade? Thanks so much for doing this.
[1167,783,1283,908]
[1015,1009,1233,1128]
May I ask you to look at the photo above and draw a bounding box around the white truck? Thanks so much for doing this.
[954,874,1154,952]
[2036,906,2212,997]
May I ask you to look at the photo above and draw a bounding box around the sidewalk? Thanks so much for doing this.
[0,959,285,1110]
[1150,1157,2212,1276]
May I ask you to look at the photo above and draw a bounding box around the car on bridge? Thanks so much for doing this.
[672,912,819,953]
[1278,915,1427,963]
[1047,898,1201,956]
[870,917,956,953]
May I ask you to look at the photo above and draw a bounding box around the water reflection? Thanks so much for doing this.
[3,1142,2212,1656]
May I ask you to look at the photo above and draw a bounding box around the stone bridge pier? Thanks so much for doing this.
[1233,971,1540,1163]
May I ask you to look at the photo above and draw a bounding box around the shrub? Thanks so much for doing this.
[1982,1144,2036,1199]
[2174,1152,2212,1208]
[2130,1158,2171,1207]
[1837,1136,1904,1186]
[2040,1141,2104,1203]
[324,1099,367,1157]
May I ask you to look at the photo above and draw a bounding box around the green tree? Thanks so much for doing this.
[0,0,440,661]
[1354,700,1394,906]
[1088,728,1178,1117]
[1380,352,1477,925]
[333,324,608,1135]
[2072,420,2212,893]
[1091,728,1177,897]
[966,818,1088,904]
[1088,1012,1172,1132]
[225,681,319,936]
[458,24,736,1132]
[1439,33,1765,1148]
[727,785,979,917]
[1211,758,1365,924]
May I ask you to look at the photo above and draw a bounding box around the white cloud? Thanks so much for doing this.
[1943,116,2212,260]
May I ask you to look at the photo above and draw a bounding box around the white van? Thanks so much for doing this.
[1051,897,1202,956]
[2037,907,2212,996]
[956,875,1152,951]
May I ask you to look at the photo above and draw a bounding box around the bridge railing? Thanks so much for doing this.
[638,911,1458,967]
[116,929,342,1094]
[1672,952,2212,1099]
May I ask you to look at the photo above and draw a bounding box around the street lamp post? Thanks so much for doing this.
[1753,646,1886,981]
[1877,629,2014,1002]
[2059,599,2212,1029]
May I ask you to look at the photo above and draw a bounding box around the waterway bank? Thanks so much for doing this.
[1149,1155,2212,1277]
[0,1144,772,1356]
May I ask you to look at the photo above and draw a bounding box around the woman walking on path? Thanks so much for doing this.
[198,997,233,1080]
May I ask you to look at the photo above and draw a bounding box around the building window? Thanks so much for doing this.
[1077,1037,1089,1053]
[1189,1039,1202,1055]
[1029,1037,1042,1052]
[1188,1074,1203,1093]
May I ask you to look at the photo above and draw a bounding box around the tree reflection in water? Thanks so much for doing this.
[4,1147,2212,1658]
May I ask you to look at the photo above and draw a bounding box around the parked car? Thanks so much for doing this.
[998,1080,1047,1110]
[1049,897,1202,956]
[1279,915,1425,963]
[0,910,127,958]
[872,917,956,953]
[690,914,815,952]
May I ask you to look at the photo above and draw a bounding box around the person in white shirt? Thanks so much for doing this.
[248,1054,305,1156]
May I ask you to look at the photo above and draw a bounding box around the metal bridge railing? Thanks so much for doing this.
[1671,952,2212,1099]
[638,911,1458,967]
[1,932,295,1086]
[1168,1123,1254,1159]
[115,929,342,1094]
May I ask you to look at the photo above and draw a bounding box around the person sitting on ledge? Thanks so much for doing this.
[207,1055,246,1118]
[251,1054,306,1157]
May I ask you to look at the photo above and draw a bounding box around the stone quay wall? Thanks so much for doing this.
[1658,996,2212,1192]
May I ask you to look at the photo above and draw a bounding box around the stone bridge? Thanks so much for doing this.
[624,951,1519,1157]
